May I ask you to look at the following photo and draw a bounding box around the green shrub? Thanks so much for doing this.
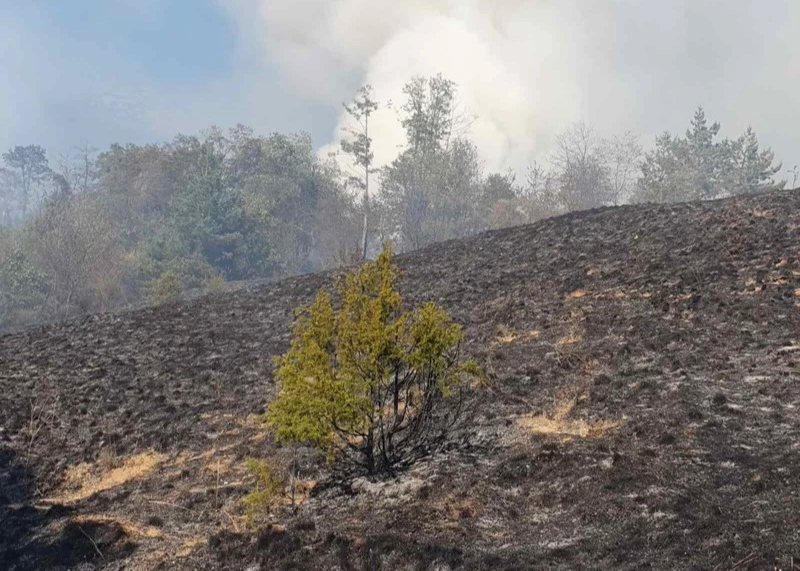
[204,271,226,294]
[0,239,48,329]
[148,269,183,305]
[241,457,287,526]
[267,244,479,476]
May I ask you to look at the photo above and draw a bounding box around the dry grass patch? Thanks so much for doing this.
[493,325,541,346]
[493,324,516,345]
[71,514,163,539]
[47,451,166,504]
[556,333,583,346]
[433,494,480,523]
[177,536,206,557]
[517,397,624,440]
[567,289,587,300]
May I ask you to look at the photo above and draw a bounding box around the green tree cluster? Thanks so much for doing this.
[637,107,784,203]
[0,127,363,331]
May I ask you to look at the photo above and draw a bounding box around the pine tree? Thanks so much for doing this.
[685,107,723,200]
[727,127,784,195]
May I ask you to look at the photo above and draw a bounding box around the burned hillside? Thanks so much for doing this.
[1,190,799,570]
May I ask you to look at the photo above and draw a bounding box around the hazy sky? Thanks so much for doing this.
[2,0,798,177]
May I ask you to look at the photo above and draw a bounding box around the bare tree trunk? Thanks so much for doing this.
[364,428,375,475]
[362,112,371,261]
[361,191,369,261]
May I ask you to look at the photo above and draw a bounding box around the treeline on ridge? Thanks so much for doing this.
[0,75,788,331]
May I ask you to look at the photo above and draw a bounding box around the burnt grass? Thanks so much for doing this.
[2,190,800,570]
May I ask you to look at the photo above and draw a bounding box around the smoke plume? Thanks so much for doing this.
[229,0,799,174]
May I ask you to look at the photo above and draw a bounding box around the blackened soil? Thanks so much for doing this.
[1,191,799,570]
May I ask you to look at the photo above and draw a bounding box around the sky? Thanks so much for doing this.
[2,0,799,179]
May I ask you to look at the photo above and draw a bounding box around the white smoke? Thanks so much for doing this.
[222,0,800,175]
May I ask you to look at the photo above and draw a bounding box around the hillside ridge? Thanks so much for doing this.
[2,190,799,570]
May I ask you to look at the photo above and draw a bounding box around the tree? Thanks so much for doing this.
[2,145,50,217]
[726,127,785,195]
[0,168,20,226]
[0,231,48,330]
[96,143,171,247]
[788,166,799,189]
[550,122,611,211]
[637,108,784,203]
[57,144,99,194]
[30,193,122,316]
[637,132,694,204]
[380,137,484,251]
[684,107,724,200]
[267,245,478,476]
[401,75,457,156]
[167,134,247,279]
[523,161,561,220]
[313,166,364,269]
[379,75,484,251]
[482,171,517,207]
[341,85,379,260]
[239,131,329,275]
[606,131,643,206]
[488,163,562,230]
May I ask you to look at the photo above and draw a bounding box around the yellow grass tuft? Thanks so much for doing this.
[557,333,583,346]
[47,451,165,504]
[177,536,206,557]
[493,328,540,346]
[517,397,623,439]
[568,289,587,300]
[495,332,517,345]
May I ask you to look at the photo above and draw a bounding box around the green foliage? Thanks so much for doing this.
[149,269,183,305]
[401,74,457,156]
[241,458,286,526]
[341,85,380,259]
[378,76,491,251]
[267,245,478,475]
[637,107,785,203]
[0,233,48,329]
[381,136,485,251]
[1,126,363,329]
[205,271,226,294]
[2,144,50,216]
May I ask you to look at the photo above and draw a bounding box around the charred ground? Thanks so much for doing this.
[1,190,799,570]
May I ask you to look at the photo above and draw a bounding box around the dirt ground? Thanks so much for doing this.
[2,190,799,570]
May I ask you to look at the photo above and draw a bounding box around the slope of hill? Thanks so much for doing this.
[1,190,799,571]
